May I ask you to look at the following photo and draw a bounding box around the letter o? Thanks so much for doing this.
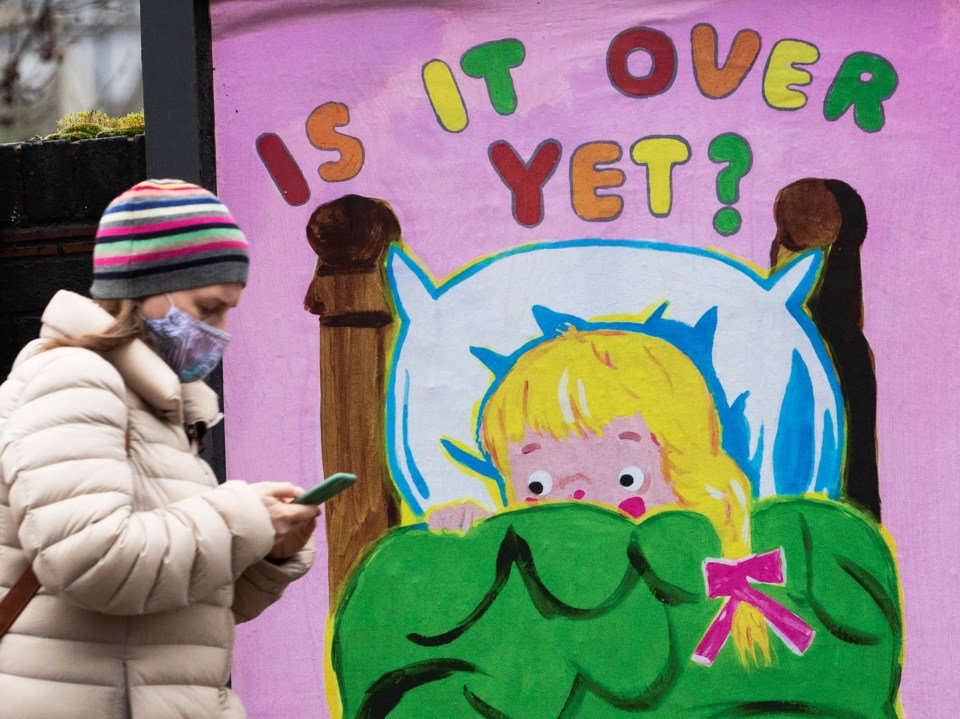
[607,27,677,98]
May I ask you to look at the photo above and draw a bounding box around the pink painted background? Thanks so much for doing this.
[210,1,960,715]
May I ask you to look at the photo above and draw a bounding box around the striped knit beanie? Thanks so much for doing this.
[90,179,250,299]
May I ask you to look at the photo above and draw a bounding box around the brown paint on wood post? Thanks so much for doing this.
[304,195,401,598]
[770,178,880,519]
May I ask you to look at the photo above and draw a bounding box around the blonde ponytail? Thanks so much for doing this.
[671,453,770,666]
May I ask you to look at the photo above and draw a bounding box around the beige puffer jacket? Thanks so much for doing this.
[0,291,314,718]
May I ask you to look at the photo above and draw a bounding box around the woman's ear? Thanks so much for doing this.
[139,293,170,321]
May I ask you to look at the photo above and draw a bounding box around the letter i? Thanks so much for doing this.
[256,133,310,206]
[422,60,469,132]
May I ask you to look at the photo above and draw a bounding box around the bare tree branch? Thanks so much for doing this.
[0,0,138,128]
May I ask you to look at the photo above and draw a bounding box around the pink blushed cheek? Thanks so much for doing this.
[618,496,647,518]
[573,489,585,500]
[525,497,538,503]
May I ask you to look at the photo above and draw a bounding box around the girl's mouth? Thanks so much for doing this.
[618,496,647,518]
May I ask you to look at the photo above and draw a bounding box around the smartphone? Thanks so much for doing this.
[292,472,357,505]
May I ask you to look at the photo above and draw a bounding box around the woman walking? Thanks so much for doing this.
[0,180,319,718]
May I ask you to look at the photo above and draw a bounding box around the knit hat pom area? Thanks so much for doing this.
[90,179,250,299]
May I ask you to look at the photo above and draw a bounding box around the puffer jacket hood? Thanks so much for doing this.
[0,291,314,718]
[38,289,219,427]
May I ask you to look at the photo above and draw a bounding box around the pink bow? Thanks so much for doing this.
[692,548,815,666]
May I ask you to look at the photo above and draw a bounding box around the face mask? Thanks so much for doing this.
[143,294,232,383]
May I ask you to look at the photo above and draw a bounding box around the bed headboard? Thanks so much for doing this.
[304,179,877,599]
[303,196,401,596]
[770,179,877,517]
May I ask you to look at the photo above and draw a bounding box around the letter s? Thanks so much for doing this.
[306,102,365,182]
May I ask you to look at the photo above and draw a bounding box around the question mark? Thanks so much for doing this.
[708,133,752,236]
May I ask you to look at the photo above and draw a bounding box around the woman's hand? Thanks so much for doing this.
[250,482,320,559]
[268,516,317,561]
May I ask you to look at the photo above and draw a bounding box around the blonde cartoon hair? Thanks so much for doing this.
[479,328,771,665]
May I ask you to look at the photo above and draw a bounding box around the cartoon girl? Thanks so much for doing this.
[428,327,771,664]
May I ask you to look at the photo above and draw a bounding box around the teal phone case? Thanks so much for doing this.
[292,472,357,504]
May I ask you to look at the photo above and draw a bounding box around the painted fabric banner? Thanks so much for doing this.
[210,1,959,717]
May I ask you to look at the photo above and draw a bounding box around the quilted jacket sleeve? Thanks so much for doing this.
[232,539,316,623]
[0,347,276,615]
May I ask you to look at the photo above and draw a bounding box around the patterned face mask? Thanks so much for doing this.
[143,294,232,383]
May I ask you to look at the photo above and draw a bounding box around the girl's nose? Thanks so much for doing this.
[557,472,592,501]
[557,472,592,489]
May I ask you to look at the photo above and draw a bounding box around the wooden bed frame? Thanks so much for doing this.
[303,179,878,599]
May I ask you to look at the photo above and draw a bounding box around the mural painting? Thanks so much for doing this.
[210,2,960,717]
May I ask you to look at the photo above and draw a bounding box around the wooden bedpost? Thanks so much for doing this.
[304,195,401,598]
[770,178,880,519]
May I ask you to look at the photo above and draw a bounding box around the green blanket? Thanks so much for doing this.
[333,498,902,718]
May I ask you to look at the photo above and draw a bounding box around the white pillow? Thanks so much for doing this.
[385,240,844,516]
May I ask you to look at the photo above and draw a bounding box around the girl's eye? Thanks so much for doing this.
[527,470,553,496]
[618,466,646,490]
